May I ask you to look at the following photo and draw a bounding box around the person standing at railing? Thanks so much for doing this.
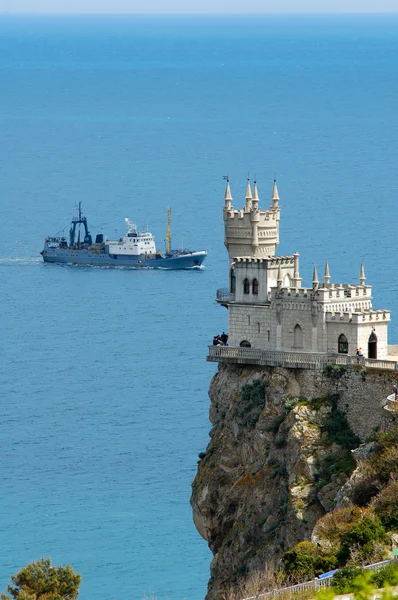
[393,384,398,401]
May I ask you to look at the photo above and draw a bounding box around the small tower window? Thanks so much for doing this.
[230,269,236,293]
[338,334,348,354]
[267,330,270,342]
[252,279,259,295]
[243,278,250,294]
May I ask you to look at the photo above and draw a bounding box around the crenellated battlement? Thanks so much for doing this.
[223,178,280,262]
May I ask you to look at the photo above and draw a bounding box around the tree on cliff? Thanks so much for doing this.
[0,557,81,600]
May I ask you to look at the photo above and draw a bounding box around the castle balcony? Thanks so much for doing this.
[216,287,232,307]
[207,345,398,372]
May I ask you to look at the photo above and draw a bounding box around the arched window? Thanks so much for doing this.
[293,324,303,348]
[230,269,236,293]
[338,334,348,354]
[368,330,377,359]
[252,279,259,295]
[240,340,251,348]
[243,278,250,294]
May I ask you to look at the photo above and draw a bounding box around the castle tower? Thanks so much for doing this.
[224,178,281,262]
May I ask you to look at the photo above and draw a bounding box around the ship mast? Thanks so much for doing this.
[165,206,172,253]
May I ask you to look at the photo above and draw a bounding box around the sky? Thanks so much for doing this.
[4,0,398,14]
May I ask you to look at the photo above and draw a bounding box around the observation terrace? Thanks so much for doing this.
[207,346,398,372]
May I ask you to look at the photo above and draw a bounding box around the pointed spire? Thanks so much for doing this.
[324,260,331,287]
[245,178,252,212]
[224,178,232,202]
[271,179,280,205]
[253,180,259,201]
[312,264,319,291]
[224,178,232,209]
[359,261,366,286]
[252,180,259,210]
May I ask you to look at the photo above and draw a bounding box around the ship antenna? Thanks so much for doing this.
[78,201,82,221]
[165,206,172,253]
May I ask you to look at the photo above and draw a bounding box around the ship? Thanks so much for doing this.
[41,204,207,269]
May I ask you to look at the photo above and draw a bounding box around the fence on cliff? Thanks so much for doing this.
[241,558,398,600]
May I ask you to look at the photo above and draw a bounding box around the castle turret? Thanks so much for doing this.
[223,178,281,262]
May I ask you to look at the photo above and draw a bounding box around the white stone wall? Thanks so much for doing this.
[228,296,390,359]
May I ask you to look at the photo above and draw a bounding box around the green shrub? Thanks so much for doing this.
[371,562,398,588]
[332,566,365,593]
[236,380,267,427]
[282,541,337,582]
[337,514,390,565]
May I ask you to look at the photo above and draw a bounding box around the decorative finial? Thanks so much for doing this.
[324,260,331,286]
[359,261,366,286]
[271,178,280,205]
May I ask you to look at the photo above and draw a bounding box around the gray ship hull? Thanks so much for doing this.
[42,248,207,269]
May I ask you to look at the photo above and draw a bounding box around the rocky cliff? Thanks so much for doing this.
[191,363,398,600]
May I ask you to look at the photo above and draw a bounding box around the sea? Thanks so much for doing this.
[1,12,398,600]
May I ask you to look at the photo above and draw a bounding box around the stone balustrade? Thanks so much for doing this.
[207,346,398,371]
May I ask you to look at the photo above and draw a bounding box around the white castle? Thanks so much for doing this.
[218,177,391,360]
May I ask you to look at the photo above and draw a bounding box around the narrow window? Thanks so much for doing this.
[248,315,251,326]
[230,269,236,293]
[368,330,377,359]
[257,322,260,334]
[267,330,270,342]
[243,278,250,294]
[252,279,259,295]
[338,334,348,354]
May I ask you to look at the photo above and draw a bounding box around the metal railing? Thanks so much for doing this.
[207,346,398,372]
[216,287,230,302]
[241,559,398,600]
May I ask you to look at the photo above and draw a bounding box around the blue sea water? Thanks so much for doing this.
[1,13,398,600]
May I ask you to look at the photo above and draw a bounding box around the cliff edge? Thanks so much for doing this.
[191,363,398,599]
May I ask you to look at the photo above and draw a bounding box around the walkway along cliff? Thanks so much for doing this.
[191,178,398,600]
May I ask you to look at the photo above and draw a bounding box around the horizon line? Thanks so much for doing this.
[3,10,398,15]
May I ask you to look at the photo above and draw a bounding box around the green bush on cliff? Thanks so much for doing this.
[337,513,390,565]
[236,380,266,427]
[332,563,398,593]
[282,541,337,581]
